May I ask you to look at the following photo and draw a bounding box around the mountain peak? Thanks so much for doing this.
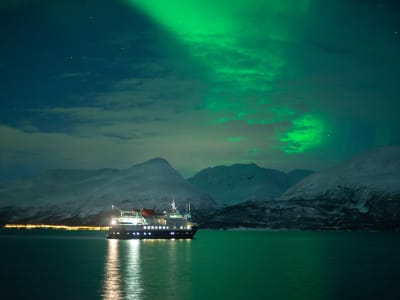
[146,157,169,164]
[0,157,217,224]
[188,163,302,205]
[130,157,170,168]
[130,157,176,172]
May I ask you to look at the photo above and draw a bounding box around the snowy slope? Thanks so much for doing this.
[0,158,217,223]
[282,145,400,201]
[188,163,312,205]
[287,169,314,186]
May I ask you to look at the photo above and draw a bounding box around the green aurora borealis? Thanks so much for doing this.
[0,0,399,177]
[280,114,326,154]
[126,0,321,154]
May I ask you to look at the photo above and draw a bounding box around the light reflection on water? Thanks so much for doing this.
[102,239,192,300]
[103,239,123,300]
[123,240,143,299]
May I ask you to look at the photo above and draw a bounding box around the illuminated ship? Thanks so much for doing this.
[107,200,199,239]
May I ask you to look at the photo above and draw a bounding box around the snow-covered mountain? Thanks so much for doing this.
[287,169,315,187]
[3,145,399,229]
[188,164,313,205]
[0,158,217,225]
[195,146,400,230]
[282,145,400,202]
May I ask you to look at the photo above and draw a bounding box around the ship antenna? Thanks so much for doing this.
[171,197,177,212]
[112,205,123,217]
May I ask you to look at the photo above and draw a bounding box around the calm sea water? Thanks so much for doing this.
[0,229,399,300]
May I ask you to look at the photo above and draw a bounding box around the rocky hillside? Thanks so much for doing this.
[196,197,400,230]
[188,164,313,205]
[0,158,217,225]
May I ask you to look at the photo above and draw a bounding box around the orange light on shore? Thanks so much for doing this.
[3,224,110,231]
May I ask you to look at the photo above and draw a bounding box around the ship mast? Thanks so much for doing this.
[171,198,177,212]
[111,205,123,217]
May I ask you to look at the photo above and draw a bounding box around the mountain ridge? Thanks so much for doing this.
[198,145,400,230]
[0,158,217,225]
[188,163,313,205]
[1,145,399,229]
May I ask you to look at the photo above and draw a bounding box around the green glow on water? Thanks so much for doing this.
[3,230,400,300]
[280,114,325,153]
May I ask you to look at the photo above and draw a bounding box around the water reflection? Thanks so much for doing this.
[165,241,190,298]
[123,240,142,299]
[102,239,193,300]
[103,239,142,299]
[103,239,122,300]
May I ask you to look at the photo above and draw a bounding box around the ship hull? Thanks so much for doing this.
[107,225,199,240]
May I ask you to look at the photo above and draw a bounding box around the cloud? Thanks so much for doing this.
[0,121,262,177]
[35,67,207,139]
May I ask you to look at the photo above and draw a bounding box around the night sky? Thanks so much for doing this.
[1,0,399,179]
